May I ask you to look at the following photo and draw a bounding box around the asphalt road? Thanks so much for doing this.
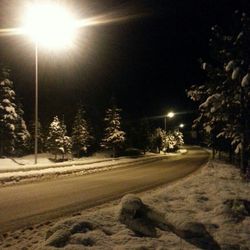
[0,147,209,233]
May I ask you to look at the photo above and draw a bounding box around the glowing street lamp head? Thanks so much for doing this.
[179,123,185,128]
[23,3,77,49]
[167,111,175,119]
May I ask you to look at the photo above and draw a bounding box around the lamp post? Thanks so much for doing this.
[35,42,38,164]
[23,3,77,163]
[164,111,175,131]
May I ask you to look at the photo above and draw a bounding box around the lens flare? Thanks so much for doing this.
[167,112,175,118]
[23,3,77,49]
[0,2,146,51]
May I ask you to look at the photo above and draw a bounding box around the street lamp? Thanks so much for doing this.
[164,111,175,131]
[23,3,77,164]
[179,123,185,128]
[167,111,175,119]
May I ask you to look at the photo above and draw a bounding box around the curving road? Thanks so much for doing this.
[0,147,209,233]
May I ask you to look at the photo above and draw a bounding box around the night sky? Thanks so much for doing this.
[0,0,250,128]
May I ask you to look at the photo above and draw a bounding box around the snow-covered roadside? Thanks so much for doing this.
[0,152,155,172]
[0,150,187,173]
[0,154,153,173]
[1,160,249,250]
[0,155,169,185]
[0,150,187,185]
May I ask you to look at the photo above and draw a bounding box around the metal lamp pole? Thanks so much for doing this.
[35,42,38,164]
[165,112,175,132]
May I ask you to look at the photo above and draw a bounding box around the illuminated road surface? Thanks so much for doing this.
[0,147,209,232]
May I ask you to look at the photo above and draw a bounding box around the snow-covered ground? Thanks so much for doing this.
[0,151,179,185]
[1,160,249,249]
[0,152,133,171]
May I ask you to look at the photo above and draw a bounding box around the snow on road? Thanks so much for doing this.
[1,159,249,249]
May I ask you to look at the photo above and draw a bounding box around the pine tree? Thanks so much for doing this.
[47,116,72,160]
[63,136,72,156]
[61,118,72,159]
[101,106,125,157]
[15,102,30,155]
[161,130,184,152]
[72,106,93,157]
[0,67,18,156]
[47,116,65,160]
[149,128,165,153]
[162,131,176,152]
[187,11,250,173]
[173,130,184,149]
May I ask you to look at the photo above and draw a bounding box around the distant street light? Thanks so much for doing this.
[179,123,185,128]
[164,111,175,131]
[22,3,77,164]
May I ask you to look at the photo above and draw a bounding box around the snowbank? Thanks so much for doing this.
[0,154,168,185]
[1,160,250,249]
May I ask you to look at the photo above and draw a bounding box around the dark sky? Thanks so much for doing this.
[0,0,250,128]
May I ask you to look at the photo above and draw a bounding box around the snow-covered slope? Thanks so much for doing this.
[1,160,249,249]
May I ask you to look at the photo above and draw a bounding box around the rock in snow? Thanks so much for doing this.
[2,161,250,249]
[45,219,98,248]
[231,67,241,80]
[241,73,250,87]
[118,194,158,237]
[225,60,235,72]
[118,194,221,249]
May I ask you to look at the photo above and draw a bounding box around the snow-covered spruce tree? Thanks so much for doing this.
[72,106,93,157]
[187,12,250,173]
[162,131,175,152]
[162,130,184,152]
[63,136,72,157]
[101,106,125,157]
[149,128,165,153]
[15,102,30,155]
[61,118,72,159]
[0,67,18,156]
[47,116,72,160]
[173,130,184,149]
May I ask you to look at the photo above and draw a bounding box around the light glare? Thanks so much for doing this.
[23,3,77,49]
[167,112,175,118]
